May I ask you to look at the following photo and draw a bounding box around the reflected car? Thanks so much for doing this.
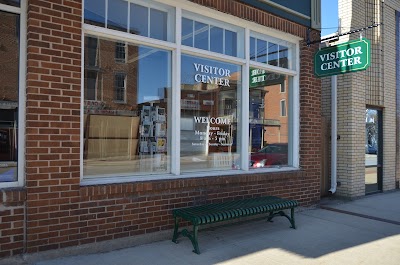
[250,143,288,168]
[365,144,377,154]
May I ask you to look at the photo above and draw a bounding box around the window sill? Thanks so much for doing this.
[80,166,300,186]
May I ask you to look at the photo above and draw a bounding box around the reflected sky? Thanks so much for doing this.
[137,47,171,104]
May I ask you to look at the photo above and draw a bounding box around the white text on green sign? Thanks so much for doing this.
[314,39,370,77]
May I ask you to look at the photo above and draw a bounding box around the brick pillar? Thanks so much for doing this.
[25,0,82,252]
[299,39,322,202]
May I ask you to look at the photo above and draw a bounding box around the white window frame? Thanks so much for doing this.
[280,81,286,93]
[113,72,127,103]
[114,41,127,63]
[280,99,287,117]
[0,1,27,188]
[81,0,300,185]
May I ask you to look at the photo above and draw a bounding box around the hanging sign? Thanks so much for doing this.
[314,38,370,77]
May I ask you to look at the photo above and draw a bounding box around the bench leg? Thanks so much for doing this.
[267,208,296,229]
[173,220,201,254]
[179,225,200,254]
[172,216,180,243]
[191,225,200,254]
[290,207,296,229]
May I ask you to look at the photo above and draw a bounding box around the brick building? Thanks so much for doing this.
[0,0,322,259]
[321,0,400,197]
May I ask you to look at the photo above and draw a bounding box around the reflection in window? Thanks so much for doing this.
[182,18,194,46]
[0,0,20,7]
[280,100,286,117]
[267,42,278,66]
[279,45,289,68]
[85,36,98,66]
[84,0,106,27]
[115,42,126,63]
[210,26,223,54]
[0,11,19,182]
[130,3,148,36]
[250,36,291,69]
[150,9,167,41]
[107,0,128,32]
[225,30,237,57]
[84,0,173,42]
[180,54,242,172]
[114,73,126,102]
[83,36,171,178]
[194,21,208,50]
[249,68,290,168]
[256,39,267,64]
[85,70,99,100]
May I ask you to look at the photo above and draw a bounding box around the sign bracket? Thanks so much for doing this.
[307,23,381,46]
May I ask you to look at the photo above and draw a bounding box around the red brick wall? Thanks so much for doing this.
[299,40,322,200]
[77,171,309,243]
[0,0,321,259]
[0,189,25,258]
[25,0,82,253]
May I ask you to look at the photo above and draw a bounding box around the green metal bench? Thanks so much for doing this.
[172,196,299,254]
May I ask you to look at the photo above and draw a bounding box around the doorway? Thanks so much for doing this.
[365,109,382,194]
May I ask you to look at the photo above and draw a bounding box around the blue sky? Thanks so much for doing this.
[321,0,339,36]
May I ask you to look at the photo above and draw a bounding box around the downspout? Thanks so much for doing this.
[329,75,337,193]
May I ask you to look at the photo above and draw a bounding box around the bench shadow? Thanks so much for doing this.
[164,208,400,264]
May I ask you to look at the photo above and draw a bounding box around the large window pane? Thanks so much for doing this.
[84,36,171,178]
[0,11,19,182]
[249,68,290,168]
[150,8,168,41]
[181,54,242,172]
[107,0,128,32]
[130,3,148,37]
[84,0,106,27]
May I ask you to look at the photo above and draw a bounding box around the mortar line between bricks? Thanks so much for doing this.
[320,206,400,226]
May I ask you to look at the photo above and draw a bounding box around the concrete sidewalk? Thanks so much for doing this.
[8,191,400,265]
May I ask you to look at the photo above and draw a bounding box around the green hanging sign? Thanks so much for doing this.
[314,38,371,77]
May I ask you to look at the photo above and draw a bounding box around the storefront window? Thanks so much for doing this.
[83,36,171,178]
[82,4,299,179]
[84,0,174,42]
[180,54,242,172]
[0,10,19,182]
[249,68,290,168]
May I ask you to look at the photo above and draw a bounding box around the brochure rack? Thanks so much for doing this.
[139,105,167,171]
